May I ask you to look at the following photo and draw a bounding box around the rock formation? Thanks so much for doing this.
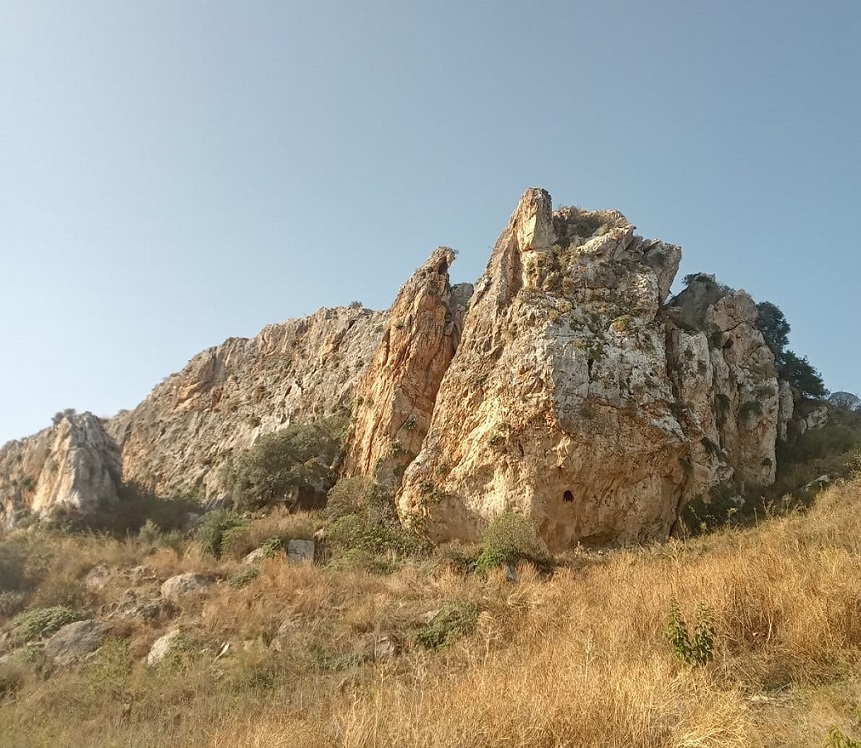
[107,306,385,500]
[0,411,122,528]
[396,189,787,549]
[0,188,813,546]
[344,247,471,487]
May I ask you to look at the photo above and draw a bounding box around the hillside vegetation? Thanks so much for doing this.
[2,466,861,747]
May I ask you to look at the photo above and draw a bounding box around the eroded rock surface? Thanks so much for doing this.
[0,412,122,528]
[107,306,385,500]
[344,247,472,487]
[397,189,784,550]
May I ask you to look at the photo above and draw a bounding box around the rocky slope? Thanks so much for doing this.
[0,411,122,528]
[106,306,385,500]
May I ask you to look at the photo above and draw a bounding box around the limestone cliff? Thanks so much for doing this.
[396,189,785,549]
[0,412,121,528]
[344,247,472,488]
[0,188,808,544]
[107,306,385,500]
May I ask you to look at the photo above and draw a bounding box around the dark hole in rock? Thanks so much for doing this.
[722,338,734,350]
[437,261,448,274]
[563,490,574,503]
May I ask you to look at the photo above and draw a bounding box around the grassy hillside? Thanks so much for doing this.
[1,474,861,747]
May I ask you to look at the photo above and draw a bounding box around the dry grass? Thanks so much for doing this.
[2,477,861,747]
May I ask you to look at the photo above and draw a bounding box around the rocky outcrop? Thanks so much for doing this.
[0,412,122,528]
[344,247,472,487]
[396,189,785,550]
[667,277,784,490]
[107,306,385,500]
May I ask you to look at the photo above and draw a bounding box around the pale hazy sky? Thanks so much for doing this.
[1,0,859,446]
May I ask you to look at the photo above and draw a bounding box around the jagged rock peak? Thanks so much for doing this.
[0,411,122,527]
[344,247,472,487]
[396,188,779,550]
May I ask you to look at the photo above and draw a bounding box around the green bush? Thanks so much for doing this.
[225,416,347,510]
[196,510,247,559]
[325,476,377,521]
[228,565,260,589]
[0,538,30,593]
[826,729,861,748]
[12,606,83,641]
[475,513,552,573]
[327,514,423,558]
[665,599,715,666]
[416,600,480,650]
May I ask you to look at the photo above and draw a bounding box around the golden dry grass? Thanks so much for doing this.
[2,479,861,747]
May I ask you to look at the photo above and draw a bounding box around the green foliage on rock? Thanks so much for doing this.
[475,512,553,573]
[755,301,827,400]
[225,416,347,510]
[13,606,83,641]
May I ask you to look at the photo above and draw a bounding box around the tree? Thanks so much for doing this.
[754,300,827,400]
[755,301,790,359]
[225,417,346,509]
[779,350,827,400]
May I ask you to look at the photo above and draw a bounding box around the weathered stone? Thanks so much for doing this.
[397,189,785,550]
[83,564,113,591]
[344,247,471,488]
[358,633,397,661]
[44,620,110,666]
[0,412,122,528]
[106,307,385,501]
[107,589,177,621]
[146,628,184,667]
[286,539,315,563]
[160,573,214,603]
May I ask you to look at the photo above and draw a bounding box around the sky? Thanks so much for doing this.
[1,0,859,446]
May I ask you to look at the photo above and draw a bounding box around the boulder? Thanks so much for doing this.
[44,620,110,666]
[160,573,214,603]
[146,628,184,667]
[287,539,315,563]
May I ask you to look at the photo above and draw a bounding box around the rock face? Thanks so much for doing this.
[397,189,784,550]
[107,306,385,500]
[0,412,122,528]
[0,187,808,549]
[344,247,472,487]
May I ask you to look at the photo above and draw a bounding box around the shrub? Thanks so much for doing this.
[12,606,83,641]
[665,599,715,666]
[739,400,763,420]
[196,510,247,559]
[325,476,377,521]
[225,416,346,510]
[229,565,260,589]
[826,729,861,748]
[475,512,552,573]
[415,600,480,650]
[327,514,423,558]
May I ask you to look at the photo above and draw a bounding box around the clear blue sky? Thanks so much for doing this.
[1,0,859,446]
